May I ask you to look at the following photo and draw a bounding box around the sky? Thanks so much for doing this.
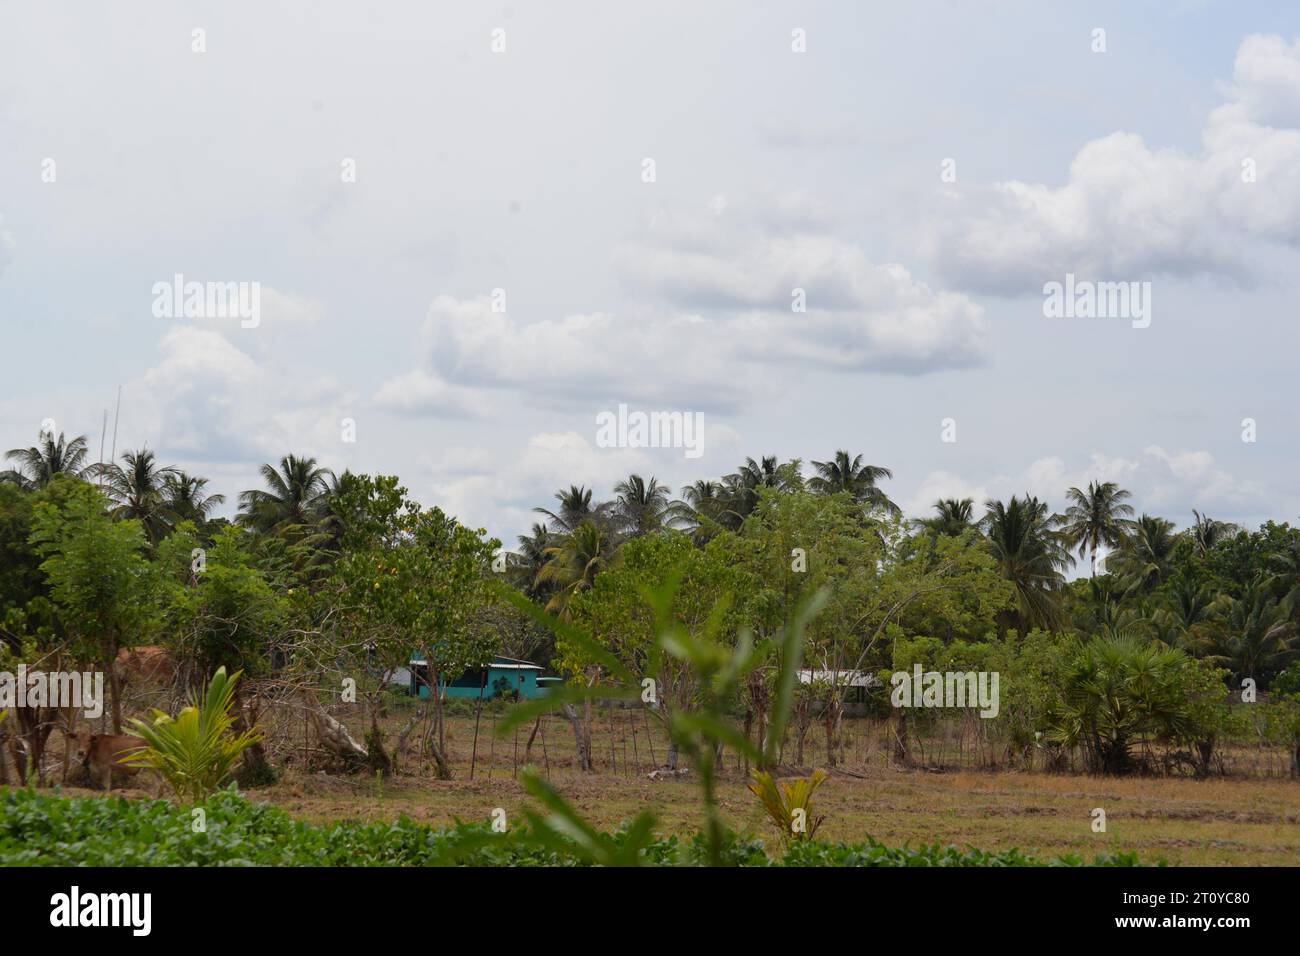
[2,0,1299,553]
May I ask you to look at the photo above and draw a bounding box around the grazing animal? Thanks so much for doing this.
[115,646,179,688]
[74,731,147,790]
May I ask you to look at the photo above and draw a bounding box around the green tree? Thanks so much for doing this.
[29,483,158,733]
[325,483,498,776]
[566,532,747,769]
[1189,509,1241,560]
[0,484,45,615]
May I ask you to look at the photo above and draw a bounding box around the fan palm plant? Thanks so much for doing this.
[1046,633,1195,774]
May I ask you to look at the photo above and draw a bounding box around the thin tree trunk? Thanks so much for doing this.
[562,704,593,772]
[892,706,909,765]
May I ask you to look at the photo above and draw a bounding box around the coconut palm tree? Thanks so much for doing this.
[537,520,615,618]
[1108,514,1177,592]
[1189,510,1241,559]
[1058,481,1136,577]
[982,495,1073,632]
[915,497,977,538]
[3,430,93,489]
[534,485,611,534]
[1194,577,1297,685]
[809,450,897,513]
[238,455,333,533]
[509,522,555,597]
[163,471,226,525]
[721,455,804,524]
[675,479,730,542]
[1268,536,1300,611]
[611,474,675,538]
[1155,576,1216,651]
[94,447,179,543]
[735,455,803,493]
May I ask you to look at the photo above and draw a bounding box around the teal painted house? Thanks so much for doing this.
[409,655,546,700]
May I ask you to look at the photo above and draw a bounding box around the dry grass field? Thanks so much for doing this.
[249,765,1299,866]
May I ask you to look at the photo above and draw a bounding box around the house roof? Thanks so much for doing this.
[797,669,881,688]
[408,655,543,670]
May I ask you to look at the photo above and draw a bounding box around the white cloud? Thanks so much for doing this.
[377,198,989,416]
[420,431,656,539]
[130,325,357,464]
[371,369,485,418]
[901,469,992,517]
[918,34,1300,292]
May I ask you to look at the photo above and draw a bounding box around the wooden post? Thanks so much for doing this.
[470,668,486,780]
[487,707,497,781]
[540,714,550,779]
[624,712,634,775]
[621,712,629,777]
[643,709,657,768]
[608,705,617,773]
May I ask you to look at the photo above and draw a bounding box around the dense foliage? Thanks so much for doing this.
[2,430,1299,783]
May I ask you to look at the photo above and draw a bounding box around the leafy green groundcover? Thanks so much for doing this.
[0,788,1146,867]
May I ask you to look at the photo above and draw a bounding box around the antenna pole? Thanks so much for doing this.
[108,385,122,468]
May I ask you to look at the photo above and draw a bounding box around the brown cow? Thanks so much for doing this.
[73,731,147,790]
[115,646,179,688]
